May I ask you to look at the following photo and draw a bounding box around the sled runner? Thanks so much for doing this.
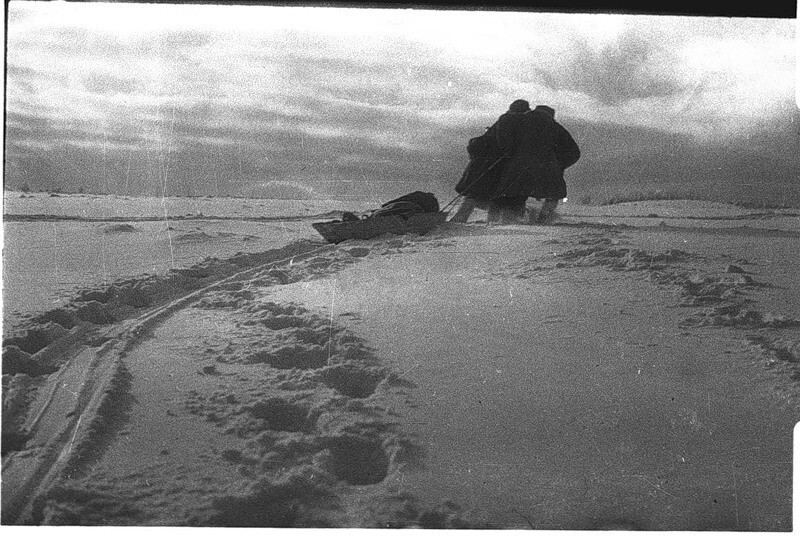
[312,191,447,244]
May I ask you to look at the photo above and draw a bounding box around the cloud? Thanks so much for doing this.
[562,111,800,204]
[82,73,140,95]
[3,3,796,207]
[135,28,214,54]
[536,30,689,106]
[6,94,797,206]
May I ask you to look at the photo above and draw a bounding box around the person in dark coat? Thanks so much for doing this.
[449,100,532,223]
[449,123,504,223]
[489,102,580,224]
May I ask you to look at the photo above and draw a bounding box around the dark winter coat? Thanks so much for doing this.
[492,108,580,200]
[454,124,504,202]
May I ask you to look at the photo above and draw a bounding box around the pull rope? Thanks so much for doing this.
[440,194,463,213]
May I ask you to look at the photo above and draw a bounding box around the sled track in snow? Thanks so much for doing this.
[1,241,337,524]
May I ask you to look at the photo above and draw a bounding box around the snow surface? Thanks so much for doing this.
[2,192,374,326]
[2,192,799,529]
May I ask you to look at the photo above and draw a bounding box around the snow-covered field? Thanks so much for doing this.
[2,191,800,529]
[5,192,797,328]
[2,192,373,326]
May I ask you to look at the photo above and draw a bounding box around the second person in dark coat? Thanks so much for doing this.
[490,101,581,224]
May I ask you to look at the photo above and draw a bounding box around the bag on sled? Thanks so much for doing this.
[370,191,440,217]
[312,191,446,244]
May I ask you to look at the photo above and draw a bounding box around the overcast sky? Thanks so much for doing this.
[4,2,797,202]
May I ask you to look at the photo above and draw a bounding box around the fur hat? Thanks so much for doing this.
[534,105,555,118]
[508,99,530,113]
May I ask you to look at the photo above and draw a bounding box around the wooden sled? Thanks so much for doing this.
[312,211,448,244]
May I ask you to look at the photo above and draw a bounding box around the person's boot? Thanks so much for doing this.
[499,202,525,224]
[487,203,502,224]
[525,205,538,224]
[536,198,559,223]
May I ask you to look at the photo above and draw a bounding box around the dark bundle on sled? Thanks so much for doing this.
[312,191,446,244]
